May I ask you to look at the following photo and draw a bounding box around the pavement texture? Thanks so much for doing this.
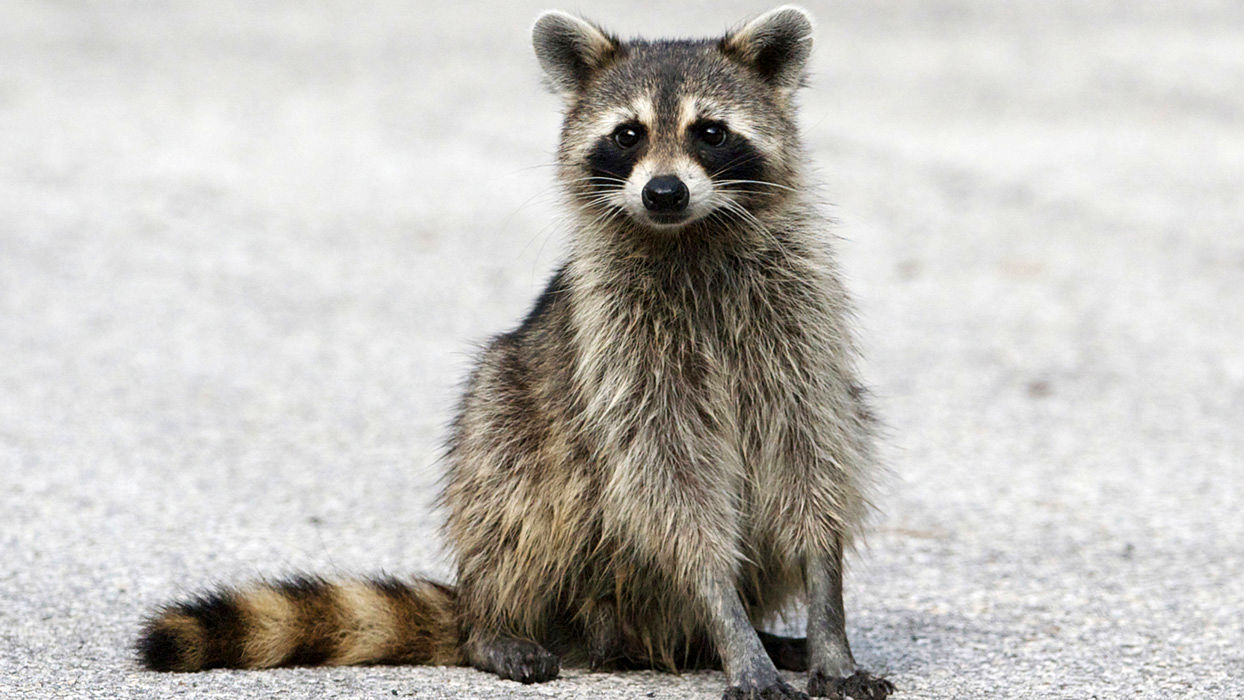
[2,1,1242,698]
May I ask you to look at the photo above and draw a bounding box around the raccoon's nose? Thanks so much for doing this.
[641,176,690,213]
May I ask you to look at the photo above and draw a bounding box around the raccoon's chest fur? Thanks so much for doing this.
[566,237,865,522]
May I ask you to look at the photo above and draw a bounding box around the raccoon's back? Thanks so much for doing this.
[138,576,461,672]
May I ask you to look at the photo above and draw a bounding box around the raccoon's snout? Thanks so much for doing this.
[641,176,689,215]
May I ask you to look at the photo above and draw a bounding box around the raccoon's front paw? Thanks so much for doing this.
[479,637,560,684]
[723,678,810,700]
[807,670,894,699]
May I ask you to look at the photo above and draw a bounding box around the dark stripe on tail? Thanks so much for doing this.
[138,576,461,672]
[279,576,338,666]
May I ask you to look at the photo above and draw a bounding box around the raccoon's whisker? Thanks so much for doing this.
[580,209,621,228]
[718,198,795,267]
[505,161,562,174]
[716,179,795,192]
[579,200,628,230]
[582,204,623,218]
[715,189,780,198]
[579,187,625,199]
[580,194,625,210]
[505,190,573,256]
[588,167,631,180]
[708,153,757,178]
[570,180,628,196]
[583,210,626,237]
[602,207,628,230]
[705,210,738,237]
[717,197,757,224]
[709,204,753,240]
[569,176,628,186]
[578,193,626,204]
[716,178,788,187]
[729,204,778,244]
[527,219,563,278]
[708,152,767,179]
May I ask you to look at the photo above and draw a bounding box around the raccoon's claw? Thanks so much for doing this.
[807,670,894,699]
[723,678,810,700]
[506,644,559,684]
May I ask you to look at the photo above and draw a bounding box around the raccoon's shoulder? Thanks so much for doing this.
[452,265,575,433]
[511,264,572,342]
[469,263,578,389]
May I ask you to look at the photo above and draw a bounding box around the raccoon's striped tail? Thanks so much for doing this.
[137,576,463,672]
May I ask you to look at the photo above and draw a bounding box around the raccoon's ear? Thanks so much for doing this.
[720,5,814,92]
[532,11,621,97]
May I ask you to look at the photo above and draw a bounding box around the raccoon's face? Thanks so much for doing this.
[533,7,813,233]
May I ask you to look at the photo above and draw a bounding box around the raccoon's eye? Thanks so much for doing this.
[697,122,728,147]
[612,124,643,149]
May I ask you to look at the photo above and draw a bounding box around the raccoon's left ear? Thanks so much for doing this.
[720,5,814,92]
[532,11,622,97]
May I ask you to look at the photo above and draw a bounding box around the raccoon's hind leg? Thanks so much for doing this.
[465,634,560,684]
[584,597,623,671]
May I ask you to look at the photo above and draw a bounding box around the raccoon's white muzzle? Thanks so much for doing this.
[622,156,715,229]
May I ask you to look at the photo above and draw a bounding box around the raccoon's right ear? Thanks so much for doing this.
[532,11,621,97]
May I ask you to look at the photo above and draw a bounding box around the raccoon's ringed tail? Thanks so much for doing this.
[137,576,462,671]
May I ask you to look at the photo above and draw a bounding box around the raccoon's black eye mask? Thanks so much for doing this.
[587,127,645,183]
[692,128,766,184]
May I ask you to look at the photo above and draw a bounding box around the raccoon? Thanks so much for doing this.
[137,7,893,699]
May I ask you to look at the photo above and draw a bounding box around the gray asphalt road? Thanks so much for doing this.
[2,2,1241,698]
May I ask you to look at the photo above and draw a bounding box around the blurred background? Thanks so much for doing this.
[1,2,1240,697]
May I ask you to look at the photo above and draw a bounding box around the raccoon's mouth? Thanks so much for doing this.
[644,211,695,227]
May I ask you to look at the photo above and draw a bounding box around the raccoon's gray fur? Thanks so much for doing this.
[138,7,893,699]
